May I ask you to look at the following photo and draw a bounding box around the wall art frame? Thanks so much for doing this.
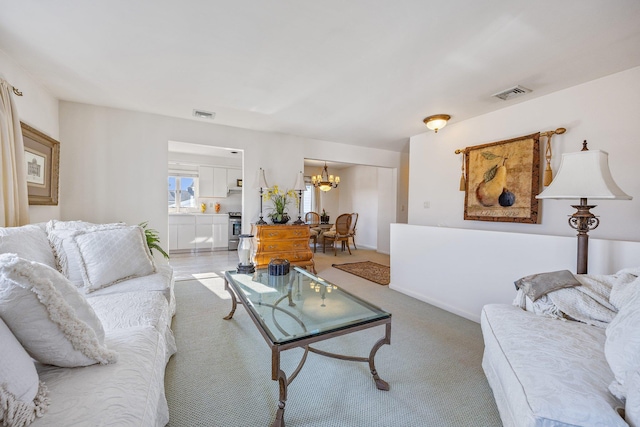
[21,122,60,205]
[463,132,540,223]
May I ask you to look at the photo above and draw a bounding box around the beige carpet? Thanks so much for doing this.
[332,261,390,285]
[164,273,502,426]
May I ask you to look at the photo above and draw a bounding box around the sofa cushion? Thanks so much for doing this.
[605,277,640,400]
[626,369,640,427]
[73,225,156,292]
[0,225,56,269]
[32,327,170,427]
[0,253,117,367]
[481,304,625,427]
[0,317,49,427]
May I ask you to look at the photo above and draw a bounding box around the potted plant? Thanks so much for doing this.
[320,209,330,224]
[263,185,298,224]
[139,221,169,259]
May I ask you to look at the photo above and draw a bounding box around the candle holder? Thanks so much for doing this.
[237,234,255,274]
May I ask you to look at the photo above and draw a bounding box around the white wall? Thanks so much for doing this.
[391,224,640,323]
[59,102,405,253]
[408,66,640,242]
[0,49,61,223]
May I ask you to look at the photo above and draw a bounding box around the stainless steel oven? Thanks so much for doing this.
[228,212,242,250]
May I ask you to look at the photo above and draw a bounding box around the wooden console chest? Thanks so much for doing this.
[251,224,315,273]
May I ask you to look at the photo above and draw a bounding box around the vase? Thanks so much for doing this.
[271,214,290,224]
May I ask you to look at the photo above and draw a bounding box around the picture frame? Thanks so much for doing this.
[21,122,60,205]
[464,132,540,223]
[237,179,243,187]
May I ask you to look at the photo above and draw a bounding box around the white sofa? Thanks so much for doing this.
[481,270,640,427]
[0,221,176,427]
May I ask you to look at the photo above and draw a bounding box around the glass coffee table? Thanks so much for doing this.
[223,266,391,427]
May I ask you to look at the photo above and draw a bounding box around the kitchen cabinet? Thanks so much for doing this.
[199,166,228,198]
[212,215,228,250]
[195,215,214,251]
[169,214,226,253]
[169,215,196,252]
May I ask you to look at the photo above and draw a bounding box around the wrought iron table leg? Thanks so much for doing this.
[223,278,238,320]
[369,322,391,390]
[271,369,287,427]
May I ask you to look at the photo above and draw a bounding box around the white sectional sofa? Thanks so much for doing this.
[481,269,640,427]
[0,221,176,427]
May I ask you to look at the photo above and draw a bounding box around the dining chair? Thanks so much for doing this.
[321,213,352,256]
[348,212,358,250]
[305,212,321,252]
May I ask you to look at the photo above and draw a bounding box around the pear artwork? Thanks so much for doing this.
[475,155,515,207]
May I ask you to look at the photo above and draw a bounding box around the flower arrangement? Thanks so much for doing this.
[263,185,299,223]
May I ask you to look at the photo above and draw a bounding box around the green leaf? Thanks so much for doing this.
[139,221,170,260]
[484,165,498,182]
[481,152,500,160]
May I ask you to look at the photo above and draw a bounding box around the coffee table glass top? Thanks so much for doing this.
[225,267,390,345]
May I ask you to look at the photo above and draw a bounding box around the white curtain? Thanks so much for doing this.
[0,79,29,227]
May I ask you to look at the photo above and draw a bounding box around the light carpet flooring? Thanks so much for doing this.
[165,248,502,426]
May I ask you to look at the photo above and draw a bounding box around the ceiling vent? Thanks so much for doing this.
[193,109,215,119]
[492,85,532,101]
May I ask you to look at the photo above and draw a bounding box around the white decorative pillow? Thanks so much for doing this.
[73,225,156,292]
[46,220,125,286]
[605,279,640,400]
[0,253,118,367]
[0,225,56,269]
[0,317,49,427]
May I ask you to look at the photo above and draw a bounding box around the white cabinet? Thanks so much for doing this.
[199,166,228,197]
[169,215,196,252]
[198,166,214,197]
[195,215,214,251]
[212,215,228,250]
[169,214,219,253]
[212,167,227,197]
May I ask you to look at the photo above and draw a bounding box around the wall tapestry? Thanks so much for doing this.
[22,122,60,205]
[464,132,540,223]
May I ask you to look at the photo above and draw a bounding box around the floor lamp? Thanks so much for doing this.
[536,141,632,274]
[255,168,269,225]
[292,171,306,225]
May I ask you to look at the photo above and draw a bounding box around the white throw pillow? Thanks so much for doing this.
[605,278,640,400]
[46,220,125,286]
[73,226,156,292]
[0,225,56,269]
[0,317,49,427]
[0,253,118,367]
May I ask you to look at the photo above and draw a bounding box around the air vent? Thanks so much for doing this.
[192,109,215,119]
[492,85,532,101]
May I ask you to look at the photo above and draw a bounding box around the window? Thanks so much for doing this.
[168,176,197,210]
[302,183,314,214]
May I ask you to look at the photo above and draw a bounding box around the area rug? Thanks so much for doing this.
[332,261,390,285]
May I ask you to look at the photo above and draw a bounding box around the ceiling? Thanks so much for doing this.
[1,1,639,152]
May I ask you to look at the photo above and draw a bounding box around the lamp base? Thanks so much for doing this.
[293,216,305,225]
[256,216,267,225]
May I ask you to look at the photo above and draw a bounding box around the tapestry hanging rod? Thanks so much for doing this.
[454,127,566,155]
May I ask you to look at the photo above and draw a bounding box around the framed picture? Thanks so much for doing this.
[464,132,540,223]
[237,179,243,187]
[21,122,60,205]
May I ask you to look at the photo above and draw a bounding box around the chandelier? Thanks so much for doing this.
[311,162,340,192]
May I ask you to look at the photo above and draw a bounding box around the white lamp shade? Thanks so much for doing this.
[536,150,632,200]
[293,171,305,191]
[254,168,269,189]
